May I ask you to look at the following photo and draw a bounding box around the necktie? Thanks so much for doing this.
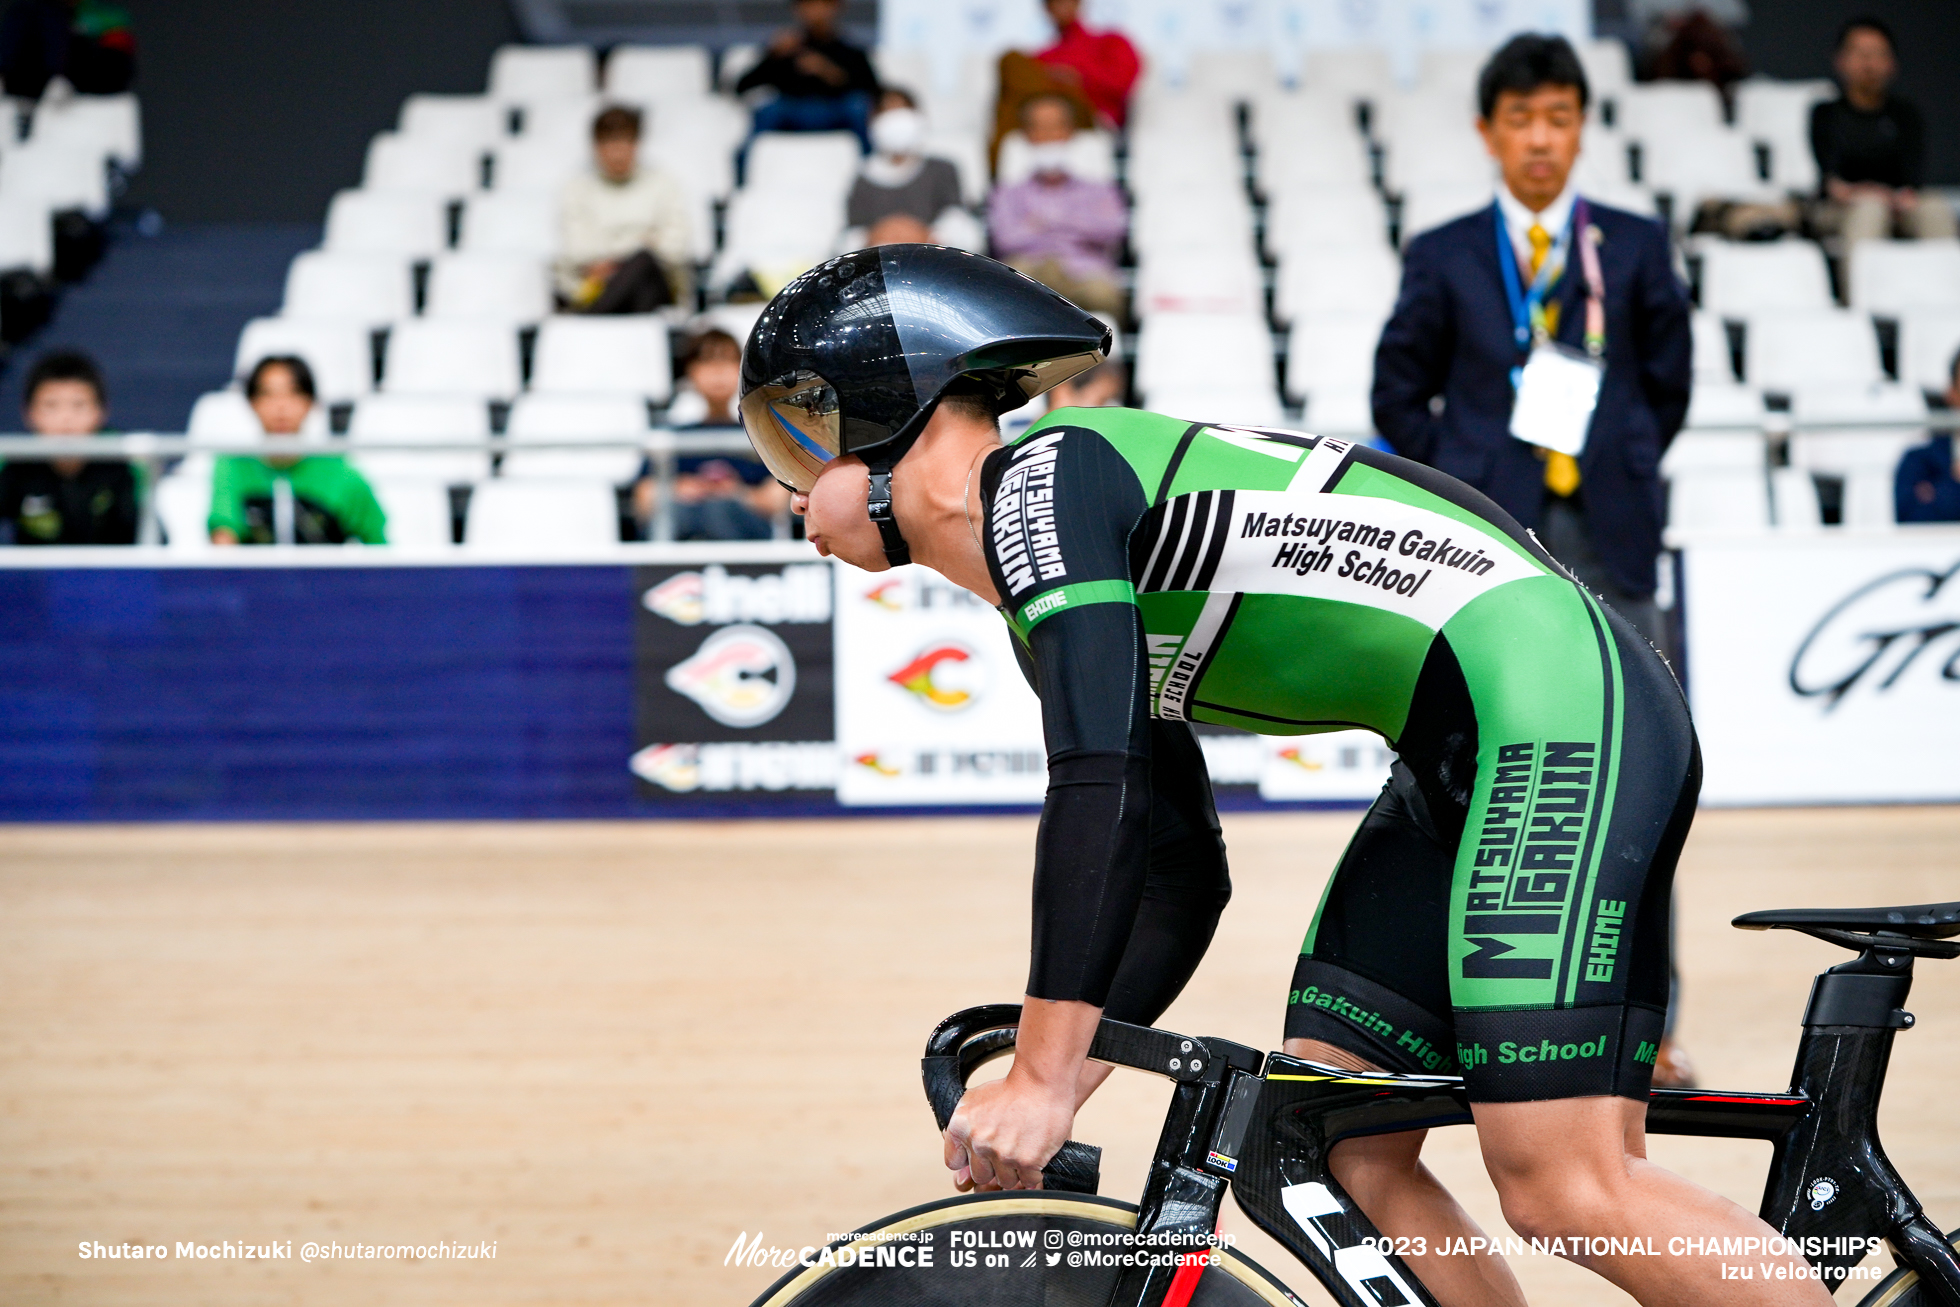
[1530,221,1582,498]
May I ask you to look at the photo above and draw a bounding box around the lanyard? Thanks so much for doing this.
[1494,199,1606,358]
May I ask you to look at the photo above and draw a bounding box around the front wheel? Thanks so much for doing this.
[747,1191,1304,1307]
[1855,1229,1960,1307]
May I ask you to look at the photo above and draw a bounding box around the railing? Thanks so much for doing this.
[0,429,759,545]
[1,416,1952,547]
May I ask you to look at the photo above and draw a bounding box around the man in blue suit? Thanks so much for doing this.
[1373,34,1691,652]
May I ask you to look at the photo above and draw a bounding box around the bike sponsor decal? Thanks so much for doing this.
[991,432,1067,598]
[1169,490,1540,631]
[1805,1177,1839,1211]
[1788,557,1960,710]
[1462,741,1596,982]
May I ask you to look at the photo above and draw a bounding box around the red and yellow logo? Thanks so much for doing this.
[887,643,983,711]
[854,752,900,777]
[862,580,904,611]
[1276,746,1323,772]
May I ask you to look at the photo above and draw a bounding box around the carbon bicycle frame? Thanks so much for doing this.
[926,940,1960,1307]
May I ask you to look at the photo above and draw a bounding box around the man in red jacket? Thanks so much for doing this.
[1034,0,1139,127]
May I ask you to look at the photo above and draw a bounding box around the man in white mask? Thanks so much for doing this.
[988,94,1127,315]
[846,88,968,246]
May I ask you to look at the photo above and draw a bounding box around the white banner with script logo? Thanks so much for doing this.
[832,562,1050,805]
[1682,531,1960,805]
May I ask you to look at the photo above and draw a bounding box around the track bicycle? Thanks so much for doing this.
[747,900,1960,1307]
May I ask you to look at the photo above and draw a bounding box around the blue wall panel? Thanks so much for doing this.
[0,567,661,821]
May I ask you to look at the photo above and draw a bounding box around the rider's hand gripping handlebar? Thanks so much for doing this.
[920,1003,1263,1195]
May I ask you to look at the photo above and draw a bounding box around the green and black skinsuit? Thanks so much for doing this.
[981,407,1698,1103]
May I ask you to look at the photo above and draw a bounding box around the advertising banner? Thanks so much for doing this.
[832,562,1048,806]
[1683,532,1960,805]
[630,562,837,800]
[1256,729,1396,802]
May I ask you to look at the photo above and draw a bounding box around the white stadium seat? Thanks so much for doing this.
[1130,195,1254,256]
[1849,242,1960,315]
[1691,312,1735,382]
[1734,79,1833,193]
[1284,315,1386,407]
[381,320,522,399]
[1661,432,1769,532]
[1744,309,1882,391]
[463,479,622,552]
[1256,135,1374,196]
[186,390,262,443]
[744,132,865,204]
[1638,128,1773,215]
[1275,246,1401,325]
[492,138,585,192]
[348,395,491,483]
[234,317,373,402]
[281,252,415,326]
[362,131,483,197]
[31,93,141,168]
[1398,183,1495,242]
[718,42,762,92]
[1617,82,1725,140]
[1135,249,1264,317]
[423,253,551,324]
[1683,382,1766,431]
[1578,40,1634,96]
[713,188,843,290]
[154,467,214,550]
[489,45,597,102]
[397,94,506,149]
[0,144,108,215]
[643,124,738,204]
[459,190,559,257]
[366,478,457,550]
[1137,313,1276,403]
[1897,308,1960,392]
[1417,48,1491,102]
[501,394,649,482]
[1790,425,1920,528]
[1791,381,1930,427]
[1381,127,1493,194]
[1699,241,1833,316]
[529,315,673,401]
[511,96,603,156]
[1264,189,1392,256]
[322,189,448,257]
[1769,465,1823,531]
[1300,47,1391,104]
[606,45,713,100]
[1184,50,1280,99]
[1573,125,1633,191]
[0,194,52,274]
[1142,385,1285,428]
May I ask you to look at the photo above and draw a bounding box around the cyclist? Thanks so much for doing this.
[738,244,1828,1305]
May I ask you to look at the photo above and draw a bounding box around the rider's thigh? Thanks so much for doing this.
[1282,1037,1387,1075]
[1469,1096,1646,1235]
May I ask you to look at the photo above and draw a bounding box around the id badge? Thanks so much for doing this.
[1509,343,1603,457]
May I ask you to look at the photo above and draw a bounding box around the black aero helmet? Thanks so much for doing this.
[739,243,1110,565]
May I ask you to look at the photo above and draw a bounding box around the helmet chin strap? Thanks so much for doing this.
[864,455,912,568]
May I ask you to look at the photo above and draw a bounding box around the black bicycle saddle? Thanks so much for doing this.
[1734,902,1960,940]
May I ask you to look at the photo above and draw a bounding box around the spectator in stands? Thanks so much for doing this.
[0,349,136,545]
[209,357,385,547]
[0,0,134,99]
[737,0,879,154]
[634,330,782,541]
[862,214,934,247]
[1810,17,1957,245]
[557,105,693,313]
[988,94,1127,317]
[1651,11,1748,109]
[1033,0,1139,128]
[1895,348,1960,523]
[1375,34,1690,653]
[1045,358,1126,412]
[847,89,964,238]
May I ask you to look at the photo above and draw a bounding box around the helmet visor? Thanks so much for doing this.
[739,371,842,493]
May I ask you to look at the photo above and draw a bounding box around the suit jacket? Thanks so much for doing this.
[1371,200,1692,598]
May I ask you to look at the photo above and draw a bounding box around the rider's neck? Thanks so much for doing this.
[894,406,1004,607]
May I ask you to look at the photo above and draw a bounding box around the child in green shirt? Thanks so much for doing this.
[209,356,386,546]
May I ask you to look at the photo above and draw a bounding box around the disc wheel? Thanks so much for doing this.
[747,1191,1305,1307]
[1854,1229,1960,1307]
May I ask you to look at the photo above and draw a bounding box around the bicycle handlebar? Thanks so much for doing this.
[921,1004,1259,1195]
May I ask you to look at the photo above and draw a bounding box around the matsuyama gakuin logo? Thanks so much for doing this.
[665,625,796,727]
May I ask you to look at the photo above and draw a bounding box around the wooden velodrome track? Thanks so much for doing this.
[2,808,1956,1305]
